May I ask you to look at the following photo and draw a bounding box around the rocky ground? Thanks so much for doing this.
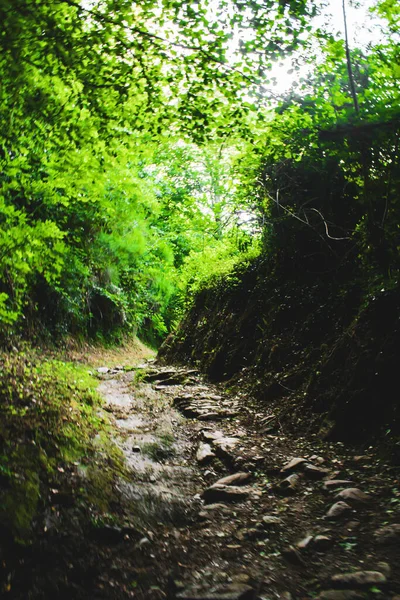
[6,361,400,599]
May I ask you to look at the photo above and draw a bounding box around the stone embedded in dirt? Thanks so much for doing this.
[132,445,141,453]
[200,503,231,512]
[202,430,224,442]
[309,454,325,463]
[281,545,306,566]
[215,472,251,486]
[231,574,250,585]
[297,535,313,549]
[202,484,250,504]
[331,571,387,588]
[211,437,241,462]
[281,457,307,473]
[303,464,330,480]
[376,562,391,577]
[326,501,352,519]
[97,366,110,374]
[324,480,354,490]
[200,393,222,401]
[316,591,366,600]
[176,583,254,600]
[276,473,301,495]
[181,405,205,418]
[313,535,333,551]
[198,412,223,421]
[336,488,372,505]
[212,436,240,449]
[374,523,400,544]
[197,443,216,465]
[143,369,178,383]
[261,515,282,527]
[137,536,151,548]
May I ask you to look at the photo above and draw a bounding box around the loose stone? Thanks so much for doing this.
[202,430,224,442]
[197,443,216,465]
[281,457,307,473]
[176,583,254,600]
[215,472,251,486]
[336,488,372,504]
[303,464,330,480]
[202,484,250,504]
[261,515,282,527]
[296,535,313,549]
[326,501,352,519]
[313,535,333,551]
[331,570,387,588]
[277,473,301,495]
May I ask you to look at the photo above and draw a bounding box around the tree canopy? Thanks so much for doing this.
[0,0,399,343]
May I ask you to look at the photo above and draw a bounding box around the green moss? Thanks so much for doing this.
[0,348,122,540]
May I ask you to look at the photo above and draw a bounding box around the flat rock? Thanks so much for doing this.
[303,464,330,480]
[313,535,333,551]
[97,367,110,374]
[202,430,224,442]
[198,412,226,421]
[374,523,400,544]
[212,437,241,462]
[176,583,254,600]
[376,562,391,577]
[297,535,313,549]
[331,571,387,588]
[261,515,282,527]
[326,501,352,519]
[281,457,306,473]
[144,369,178,383]
[200,503,231,511]
[277,473,301,495]
[324,480,354,490]
[202,484,250,504]
[336,488,372,505]
[316,592,365,600]
[212,437,240,451]
[215,473,251,486]
[197,443,215,465]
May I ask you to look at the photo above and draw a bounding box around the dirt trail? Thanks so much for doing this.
[91,362,400,600]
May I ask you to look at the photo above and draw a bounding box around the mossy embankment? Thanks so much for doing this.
[160,229,400,445]
[0,346,127,595]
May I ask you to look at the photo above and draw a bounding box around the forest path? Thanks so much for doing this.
[91,362,399,600]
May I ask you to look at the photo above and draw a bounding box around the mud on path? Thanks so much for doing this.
[91,362,400,600]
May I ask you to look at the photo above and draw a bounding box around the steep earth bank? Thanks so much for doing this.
[159,247,400,446]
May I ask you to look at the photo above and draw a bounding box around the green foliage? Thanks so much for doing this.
[0,0,399,346]
[0,348,111,539]
[177,235,261,303]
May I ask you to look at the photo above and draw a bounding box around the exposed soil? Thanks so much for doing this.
[5,360,399,600]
